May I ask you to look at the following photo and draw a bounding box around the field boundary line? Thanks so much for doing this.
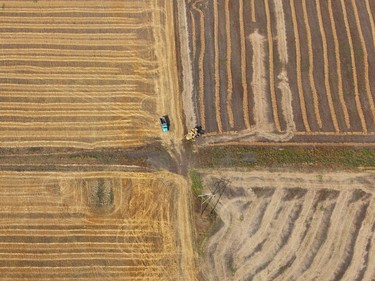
[341,0,367,133]
[328,0,351,129]
[290,0,310,132]
[207,142,375,147]
[264,0,281,132]
[302,0,322,129]
[316,0,339,132]
[294,131,375,136]
[192,1,206,128]
[350,0,375,123]
[214,0,223,133]
[239,0,251,129]
[225,0,234,128]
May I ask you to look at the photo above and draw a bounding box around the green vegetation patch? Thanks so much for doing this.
[195,146,375,170]
[190,170,203,196]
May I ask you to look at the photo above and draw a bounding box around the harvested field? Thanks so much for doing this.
[0,171,195,280]
[199,170,375,281]
[184,0,375,145]
[0,0,180,148]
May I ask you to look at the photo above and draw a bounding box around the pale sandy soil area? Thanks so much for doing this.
[199,169,375,281]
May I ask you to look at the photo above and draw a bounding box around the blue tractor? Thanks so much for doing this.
[160,115,169,132]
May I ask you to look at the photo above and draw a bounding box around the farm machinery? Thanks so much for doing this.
[185,126,204,141]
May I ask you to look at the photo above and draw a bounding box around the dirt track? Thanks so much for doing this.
[199,169,375,281]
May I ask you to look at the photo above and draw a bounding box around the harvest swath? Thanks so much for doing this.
[185,0,375,145]
[199,170,375,280]
[0,0,172,148]
[0,171,194,280]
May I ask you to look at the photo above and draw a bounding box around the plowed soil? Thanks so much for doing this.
[184,0,375,146]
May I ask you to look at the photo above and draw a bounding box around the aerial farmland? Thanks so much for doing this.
[1,0,375,280]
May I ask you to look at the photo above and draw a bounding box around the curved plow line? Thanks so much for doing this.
[0,102,141,109]
[251,0,256,22]
[0,23,151,29]
[239,0,251,129]
[302,0,322,129]
[340,200,375,281]
[192,0,206,128]
[280,197,330,281]
[235,189,284,262]
[2,66,120,74]
[263,191,316,280]
[0,92,141,98]
[225,0,234,129]
[0,74,132,80]
[238,202,297,280]
[0,122,133,128]
[0,84,151,90]
[4,8,161,14]
[214,0,223,133]
[362,219,375,280]
[0,249,175,257]
[190,11,197,59]
[341,0,367,133]
[0,19,146,26]
[0,140,143,149]
[365,0,375,49]
[0,109,145,115]
[0,130,138,138]
[298,192,349,280]
[351,0,375,123]
[0,32,141,39]
[328,0,350,129]
[290,0,311,132]
[316,0,339,132]
[273,0,288,66]
[1,56,158,64]
[2,49,157,58]
[264,0,281,132]
[305,195,360,280]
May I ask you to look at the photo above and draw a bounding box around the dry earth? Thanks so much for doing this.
[0,0,182,149]
[199,169,375,281]
[0,171,195,280]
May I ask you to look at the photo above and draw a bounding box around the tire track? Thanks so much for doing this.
[290,0,311,132]
[239,0,251,129]
[214,0,223,133]
[264,0,281,132]
[302,0,322,129]
[315,0,339,132]
[327,0,351,129]
[225,0,234,129]
[191,0,206,128]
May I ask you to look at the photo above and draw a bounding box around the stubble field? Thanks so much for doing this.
[185,0,375,146]
[199,170,375,281]
[0,171,195,280]
[0,0,180,149]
